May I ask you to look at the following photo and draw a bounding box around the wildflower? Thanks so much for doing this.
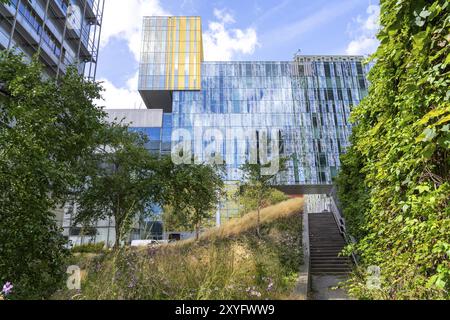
[2,282,13,296]
[246,286,261,298]
[250,290,261,297]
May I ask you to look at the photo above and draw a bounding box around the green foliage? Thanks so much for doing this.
[238,188,288,217]
[239,158,287,237]
[73,124,164,249]
[72,242,106,254]
[335,130,370,241]
[161,205,191,232]
[267,189,290,206]
[0,52,106,299]
[337,0,450,299]
[161,160,225,239]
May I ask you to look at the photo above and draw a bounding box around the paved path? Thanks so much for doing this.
[309,275,351,300]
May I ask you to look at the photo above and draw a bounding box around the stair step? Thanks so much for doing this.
[311,261,350,264]
[310,246,346,249]
[308,210,353,276]
[311,256,346,259]
[311,272,350,275]
[311,266,352,271]
[311,246,344,248]
[311,257,349,260]
[310,241,345,244]
[311,261,351,265]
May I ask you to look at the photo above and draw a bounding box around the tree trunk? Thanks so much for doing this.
[114,220,121,249]
[256,206,261,238]
[256,193,262,238]
[114,198,121,250]
[195,223,200,241]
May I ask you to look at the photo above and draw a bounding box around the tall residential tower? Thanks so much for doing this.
[0,0,104,79]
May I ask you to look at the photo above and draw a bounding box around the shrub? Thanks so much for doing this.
[72,242,106,254]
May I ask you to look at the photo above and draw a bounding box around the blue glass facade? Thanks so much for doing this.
[168,57,369,185]
[129,113,173,155]
[136,17,370,187]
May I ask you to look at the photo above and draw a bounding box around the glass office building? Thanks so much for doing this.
[62,16,371,245]
[138,16,370,190]
[0,0,105,79]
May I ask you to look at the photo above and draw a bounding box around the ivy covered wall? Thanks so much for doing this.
[337,0,449,299]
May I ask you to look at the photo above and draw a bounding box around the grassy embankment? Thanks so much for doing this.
[56,198,304,300]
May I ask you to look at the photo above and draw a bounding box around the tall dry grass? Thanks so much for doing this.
[191,197,304,242]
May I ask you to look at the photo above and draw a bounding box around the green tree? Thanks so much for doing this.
[337,0,450,299]
[238,187,288,217]
[0,52,106,299]
[163,160,225,240]
[240,158,287,237]
[73,124,163,249]
[162,205,191,232]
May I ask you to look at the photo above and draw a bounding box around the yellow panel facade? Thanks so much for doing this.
[139,16,203,93]
[178,17,186,90]
[189,25,195,88]
[168,16,201,91]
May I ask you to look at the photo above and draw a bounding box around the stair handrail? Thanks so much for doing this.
[328,189,359,267]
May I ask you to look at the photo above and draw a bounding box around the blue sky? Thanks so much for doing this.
[96,0,380,109]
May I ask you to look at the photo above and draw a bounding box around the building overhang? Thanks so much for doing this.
[105,109,163,128]
[138,90,173,113]
[138,17,204,111]
[274,184,334,195]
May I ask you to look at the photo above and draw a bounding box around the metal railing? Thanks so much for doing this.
[328,188,359,267]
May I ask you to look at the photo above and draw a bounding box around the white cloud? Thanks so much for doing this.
[346,4,380,55]
[203,9,259,61]
[100,0,170,61]
[213,8,236,24]
[99,0,170,109]
[96,72,145,110]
